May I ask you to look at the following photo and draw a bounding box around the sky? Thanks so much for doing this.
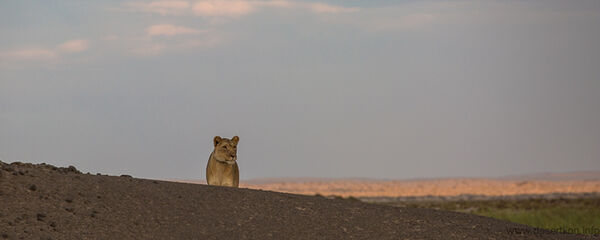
[1,0,599,180]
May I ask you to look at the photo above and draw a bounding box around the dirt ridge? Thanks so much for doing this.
[0,161,594,239]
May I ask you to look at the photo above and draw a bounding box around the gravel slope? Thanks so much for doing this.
[0,162,594,240]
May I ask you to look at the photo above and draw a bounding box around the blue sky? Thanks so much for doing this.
[1,0,599,180]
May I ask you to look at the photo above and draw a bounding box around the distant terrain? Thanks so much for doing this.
[1,161,593,239]
[240,171,600,184]
[498,171,600,181]
[173,171,600,199]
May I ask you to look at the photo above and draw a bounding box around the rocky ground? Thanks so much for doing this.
[0,161,595,239]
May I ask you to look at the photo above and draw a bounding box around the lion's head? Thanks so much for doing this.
[212,136,239,165]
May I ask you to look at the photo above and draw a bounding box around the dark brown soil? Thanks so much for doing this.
[0,161,594,239]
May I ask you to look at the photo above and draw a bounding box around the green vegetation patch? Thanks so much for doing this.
[380,197,600,235]
[479,207,600,235]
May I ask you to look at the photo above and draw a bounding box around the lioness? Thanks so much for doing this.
[206,136,239,187]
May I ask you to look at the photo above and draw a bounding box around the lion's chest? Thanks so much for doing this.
[206,154,239,187]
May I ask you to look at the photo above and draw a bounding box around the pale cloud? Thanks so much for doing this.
[253,0,293,8]
[102,0,361,57]
[128,26,220,57]
[191,1,357,16]
[123,0,358,18]
[57,39,90,53]
[125,1,190,15]
[0,48,58,61]
[146,24,203,36]
[1,38,90,63]
[308,3,358,14]
[192,0,255,17]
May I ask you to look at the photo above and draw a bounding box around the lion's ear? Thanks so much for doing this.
[213,136,222,147]
[232,136,239,145]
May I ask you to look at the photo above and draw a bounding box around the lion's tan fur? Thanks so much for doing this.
[206,136,239,187]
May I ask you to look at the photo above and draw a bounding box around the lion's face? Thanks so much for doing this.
[213,136,239,164]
